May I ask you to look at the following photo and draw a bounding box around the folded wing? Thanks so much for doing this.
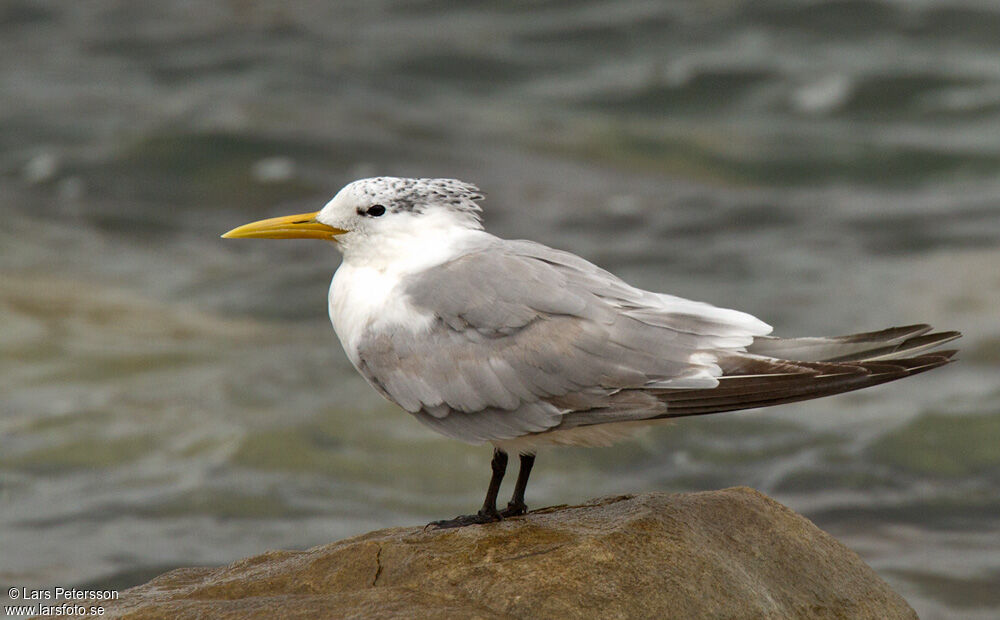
[353,239,959,444]
[353,239,771,442]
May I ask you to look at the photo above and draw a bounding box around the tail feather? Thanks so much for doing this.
[747,323,959,362]
[823,331,961,362]
[653,328,958,419]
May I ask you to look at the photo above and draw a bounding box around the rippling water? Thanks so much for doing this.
[2,2,1000,617]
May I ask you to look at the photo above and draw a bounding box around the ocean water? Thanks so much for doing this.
[2,1,1000,617]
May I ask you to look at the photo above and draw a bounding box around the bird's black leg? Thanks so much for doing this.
[429,448,508,529]
[500,453,535,518]
[479,448,508,517]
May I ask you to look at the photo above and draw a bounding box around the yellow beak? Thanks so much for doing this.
[221,212,347,240]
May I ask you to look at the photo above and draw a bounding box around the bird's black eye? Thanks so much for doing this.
[366,205,386,217]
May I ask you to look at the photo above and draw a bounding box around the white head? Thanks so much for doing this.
[222,177,487,259]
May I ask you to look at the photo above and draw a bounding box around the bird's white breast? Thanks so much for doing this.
[328,263,434,366]
[327,227,492,367]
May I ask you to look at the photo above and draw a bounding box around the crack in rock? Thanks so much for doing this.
[371,543,383,587]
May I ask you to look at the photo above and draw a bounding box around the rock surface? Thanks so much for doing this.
[97,488,916,619]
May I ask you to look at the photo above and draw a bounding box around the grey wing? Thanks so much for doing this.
[354,240,772,443]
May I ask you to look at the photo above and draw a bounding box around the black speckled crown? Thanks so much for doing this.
[358,177,485,218]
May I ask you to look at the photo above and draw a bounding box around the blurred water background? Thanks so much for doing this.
[2,1,1000,617]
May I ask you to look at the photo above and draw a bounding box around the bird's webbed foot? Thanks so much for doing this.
[427,507,502,530]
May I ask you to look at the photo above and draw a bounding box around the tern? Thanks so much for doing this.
[223,177,959,528]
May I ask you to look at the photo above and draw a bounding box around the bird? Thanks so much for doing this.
[223,177,960,528]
